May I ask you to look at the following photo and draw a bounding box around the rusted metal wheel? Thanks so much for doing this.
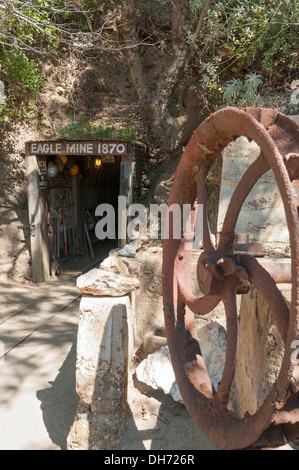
[162,108,299,449]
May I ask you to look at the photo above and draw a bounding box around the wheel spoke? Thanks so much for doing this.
[179,283,220,315]
[176,254,221,315]
[238,254,289,343]
[215,279,239,404]
[196,167,216,252]
[219,154,270,249]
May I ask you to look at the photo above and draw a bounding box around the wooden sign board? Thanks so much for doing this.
[28,141,128,156]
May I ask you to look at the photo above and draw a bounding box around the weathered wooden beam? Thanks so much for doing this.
[25,146,44,283]
[119,159,135,248]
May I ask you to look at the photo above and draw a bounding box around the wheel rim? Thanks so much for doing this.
[162,107,299,449]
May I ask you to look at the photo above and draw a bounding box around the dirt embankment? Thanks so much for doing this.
[0,43,296,283]
[0,39,218,283]
[0,52,155,283]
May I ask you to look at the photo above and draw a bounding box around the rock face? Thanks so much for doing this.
[197,320,227,392]
[229,286,286,418]
[76,268,140,297]
[0,207,31,282]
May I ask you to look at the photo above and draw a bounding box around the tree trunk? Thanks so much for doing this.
[119,0,195,153]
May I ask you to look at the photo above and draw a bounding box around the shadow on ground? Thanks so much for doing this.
[36,341,79,450]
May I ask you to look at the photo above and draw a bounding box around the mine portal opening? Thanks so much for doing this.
[25,139,147,282]
[46,154,121,268]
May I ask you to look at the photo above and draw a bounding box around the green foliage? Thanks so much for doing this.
[222,78,243,102]
[0,50,43,122]
[222,73,263,106]
[0,50,43,92]
[159,40,167,54]
[224,0,298,71]
[118,121,137,141]
[0,1,60,50]
[0,0,297,124]
[55,119,138,142]
[0,0,59,121]
[189,0,299,86]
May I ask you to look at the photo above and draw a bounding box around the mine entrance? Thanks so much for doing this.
[25,139,146,282]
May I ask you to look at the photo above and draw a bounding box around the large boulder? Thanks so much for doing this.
[76,268,140,297]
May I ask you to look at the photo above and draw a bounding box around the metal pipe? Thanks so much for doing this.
[257,258,292,284]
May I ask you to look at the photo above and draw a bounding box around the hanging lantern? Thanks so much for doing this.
[70,163,80,175]
[47,161,58,178]
[58,154,68,166]
[54,157,63,172]
[95,158,102,170]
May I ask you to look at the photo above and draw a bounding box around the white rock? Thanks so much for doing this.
[136,346,183,403]
[76,268,140,296]
[99,257,115,271]
[135,320,227,403]
[119,244,136,258]
[271,444,294,450]
[56,86,65,95]
[99,255,130,277]
[169,382,183,403]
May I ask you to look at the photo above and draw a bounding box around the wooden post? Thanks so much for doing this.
[25,148,50,282]
[39,156,50,281]
[26,146,43,282]
[119,158,135,248]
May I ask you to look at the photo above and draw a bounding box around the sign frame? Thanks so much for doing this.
[27,140,129,156]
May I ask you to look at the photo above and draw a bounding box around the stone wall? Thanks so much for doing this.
[67,267,138,450]
[217,115,299,251]
[217,136,289,248]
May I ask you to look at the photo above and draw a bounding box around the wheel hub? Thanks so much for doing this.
[197,251,251,295]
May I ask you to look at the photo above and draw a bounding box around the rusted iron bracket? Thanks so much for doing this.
[162,108,299,450]
[233,233,264,257]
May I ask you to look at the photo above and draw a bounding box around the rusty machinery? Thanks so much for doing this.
[162,108,299,450]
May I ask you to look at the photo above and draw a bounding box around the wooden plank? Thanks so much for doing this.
[40,186,50,281]
[25,147,44,283]
[119,161,135,247]
[133,143,147,202]
[37,155,50,280]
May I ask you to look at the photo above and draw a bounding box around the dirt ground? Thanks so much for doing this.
[0,272,219,451]
[123,375,220,451]
[0,254,298,451]
[123,378,299,452]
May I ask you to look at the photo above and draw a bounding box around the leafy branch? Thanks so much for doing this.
[222,73,263,107]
